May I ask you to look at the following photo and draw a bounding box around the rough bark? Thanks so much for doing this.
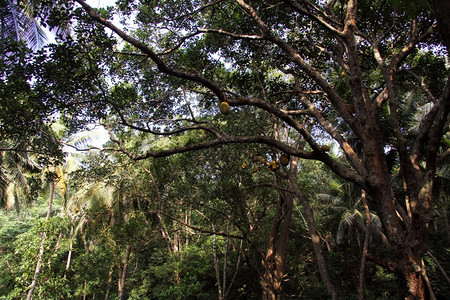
[260,188,293,300]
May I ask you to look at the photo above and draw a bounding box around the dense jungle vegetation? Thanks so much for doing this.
[1,0,449,299]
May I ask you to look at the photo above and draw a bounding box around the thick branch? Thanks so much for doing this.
[412,76,450,167]
[132,135,316,160]
[74,0,226,101]
[198,28,263,40]
[235,0,362,138]
[283,0,342,35]
[227,95,366,186]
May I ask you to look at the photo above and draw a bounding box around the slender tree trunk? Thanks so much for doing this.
[64,227,74,278]
[288,172,337,300]
[358,191,370,300]
[118,245,132,300]
[212,230,224,300]
[104,265,114,300]
[224,239,243,298]
[222,222,230,299]
[420,258,436,300]
[427,251,450,285]
[26,182,54,300]
[82,280,87,300]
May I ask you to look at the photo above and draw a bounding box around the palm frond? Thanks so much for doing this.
[0,0,47,50]
[65,127,109,149]
[0,168,9,201]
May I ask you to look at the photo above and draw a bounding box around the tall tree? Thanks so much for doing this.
[21,0,450,298]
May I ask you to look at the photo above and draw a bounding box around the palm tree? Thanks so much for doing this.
[0,0,47,50]
[0,144,41,214]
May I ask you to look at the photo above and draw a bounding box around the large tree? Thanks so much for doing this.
[13,0,450,298]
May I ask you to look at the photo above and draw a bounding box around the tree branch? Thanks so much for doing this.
[74,0,226,101]
[157,210,244,239]
[198,28,263,40]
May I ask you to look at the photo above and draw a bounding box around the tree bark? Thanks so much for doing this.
[118,245,132,300]
[259,190,293,300]
[358,191,370,300]
[259,160,297,300]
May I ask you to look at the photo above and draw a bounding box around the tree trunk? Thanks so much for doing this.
[212,229,224,300]
[261,288,281,300]
[104,265,114,300]
[369,177,436,300]
[259,169,295,300]
[118,245,132,300]
[64,227,74,278]
[288,171,337,300]
[82,280,87,300]
[427,251,450,286]
[26,181,54,300]
[224,239,243,298]
[358,191,370,300]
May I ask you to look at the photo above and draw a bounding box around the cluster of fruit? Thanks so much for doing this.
[241,154,290,173]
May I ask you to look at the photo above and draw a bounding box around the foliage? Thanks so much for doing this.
[0,0,449,299]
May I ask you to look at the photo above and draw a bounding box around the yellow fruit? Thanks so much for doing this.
[270,161,279,170]
[219,102,230,114]
[241,162,247,169]
[320,145,331,151]
[253,166,259,172]
[260,158,267,164]
[279,154,289,166]
[341,71,346,77]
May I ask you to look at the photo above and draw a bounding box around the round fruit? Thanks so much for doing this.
[279,154,289,166]
[320,145,331,151]
[219,102,230,114]
[270,161,279,170]
[241,162,247,169]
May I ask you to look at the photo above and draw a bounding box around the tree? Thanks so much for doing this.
[0,146,40,213]
[12,0,450,298]
[0,0,46,50]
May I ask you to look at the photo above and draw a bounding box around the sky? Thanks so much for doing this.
[86,0,117,8]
